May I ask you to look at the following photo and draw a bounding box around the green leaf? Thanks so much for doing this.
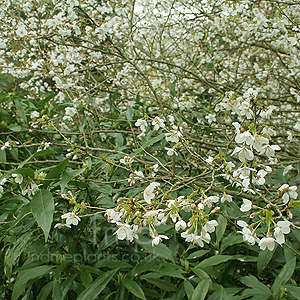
[271,257,296,295]
[60,167,86,193]
[192,268,210,281]
[184,280,194,299]
[220,233,243,253]
[216,214,227,242]
[257,247,275,275]
[135,133,165,154]
[142,278,177,292]
[12,265,53,300]
[286,285,300,299]
[186,250,209,260]
[37,93,57,109]
[31,189,54,242]
[195,255,233,268]
[240,275,272,298]
[191,278,210,300]
[219,286,229,300]
[89,182,113,195]
[52,280,63,300]
[131,256,157,276]
[11,167,35,179]
[43,158,70,188]
[8,124,22,132]
[37,282,54,300]
[136,236,174,262]
[5,232,32,267]
[77,269,118,300]
[123,279,147,300]
[19,149,56,168]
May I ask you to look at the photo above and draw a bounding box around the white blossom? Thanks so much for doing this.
[240,199,252,212]
[175,220,187,231]
[12,173,23,184]
[259,237,275,251]
[143,182,160,203]
[152,116,165,130]
[61,212,81,226]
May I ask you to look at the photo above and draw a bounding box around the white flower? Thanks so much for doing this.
[221,194,233,203]
[135,119,148,132]
[239,227,256,245]
[252,134,269,152]
[120,156,134,165]
[243,88,258,99]
[203,195,219,208]
[61,212,81,226]
[152,116,165,130]
[12,173,23,184]
[293,122,300,131]
[283,165,293,176]
[165,147,177,156]
[128,170,144,185]
[175,220,187,231]
[278,184,298,204]
[22,182,40,197]
[0,186,3,197]
[235,131,254,146]
[1,142,11,151]
[237,220,249,228]
[205,156,214,164]
[287,131,293,142]
[16,24,28,37]
[273,221,291,245]
[261,144,281,158]
[201,230,211,244]
[253,169,267,185]
[274,227,285,245]
[143,182,160,203]
[240,199,252,212]
[205,113,216,124]
[65,107,77,117]
[114,223,138,242]
[232,146,254,162]
[259,237,275,251]
[152,164,159,173]
[181,232,204,247]
[152,234,169,246]
[30,111,40,119]
[165,129,182,143]
[54,223,71,229]
[105,209,121,223]
[277,220,291,234]
[203,220,218,233]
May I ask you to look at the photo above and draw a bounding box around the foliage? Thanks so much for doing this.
[0,0,300,299]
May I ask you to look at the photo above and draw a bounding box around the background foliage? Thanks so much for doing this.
[1,0,300,299]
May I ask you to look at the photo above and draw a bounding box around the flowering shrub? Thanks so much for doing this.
[1,0,300,299]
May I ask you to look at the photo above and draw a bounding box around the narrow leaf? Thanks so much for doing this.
[19,149,56,168]
[12,266,53,300]
[123,279,147,300]
[60,168,86,193]
[216,214,227,242]
[31,189,54,241]
[77,269,118,300]
[191,278,210,300]
[286,285,300,300]
[257,248,274,275]
[184,280,194,299]
[195,255,233,268]
[272,257,296,295]
[43,158,70,188]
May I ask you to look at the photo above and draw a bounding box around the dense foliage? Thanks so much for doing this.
[1,0,300,299]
